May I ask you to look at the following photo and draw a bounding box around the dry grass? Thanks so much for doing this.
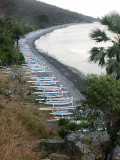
[17,110,49,139]
[0,145,39,160]
[0,109,40,160]
[0,67,60,160]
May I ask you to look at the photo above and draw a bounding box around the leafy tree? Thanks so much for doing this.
[5,17,15,30]
[12,24,24,47]
[0,46,17,65]
[81,74,120,160]
[89,12,120,79]
[0,18,28,65]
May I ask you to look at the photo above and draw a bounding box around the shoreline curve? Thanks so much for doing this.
[24,24,86,100]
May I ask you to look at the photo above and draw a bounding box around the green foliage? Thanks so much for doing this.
[41,153,49,159]
[58,128,69,138]
[89,47,106,66]
[12,24,24,41]
[90,28,109,42]
[58,118,69,126]
[81,74,120,158]
[82,74,120,113]
[0,89,4,94]
[58,118,70,138]
[18,52,25,65]
[67,122,78,131]
[58,118,88,138]
[0,17,34,66]
[101,12,120,34]
[89,12,120,76]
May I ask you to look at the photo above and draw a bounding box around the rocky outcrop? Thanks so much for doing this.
[36,139,81,159]
[66,130,109,160]
[114,146,120,160]
[15,130,120,160]
[35,130,110,160]
[67,130,109,147]
[15,129,119,160]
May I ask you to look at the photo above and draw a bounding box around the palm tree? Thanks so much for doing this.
[89,12,120,79]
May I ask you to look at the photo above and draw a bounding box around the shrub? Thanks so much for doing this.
[58,128,69,138]
[67,122,78,131]
[58,118,69,126]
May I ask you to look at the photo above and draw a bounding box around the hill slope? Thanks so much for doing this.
[0,0,98,26]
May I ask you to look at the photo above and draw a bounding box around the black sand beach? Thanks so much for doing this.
[26,25,85,100]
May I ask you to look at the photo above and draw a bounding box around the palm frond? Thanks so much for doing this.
[101,12,120,34]
[89,28,110,42]
[101,14,111,26]
[89,47,106,66]
[107,43,120,60]
[106,59,120,74]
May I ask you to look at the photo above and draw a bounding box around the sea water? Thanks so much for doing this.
[35,22,112,75]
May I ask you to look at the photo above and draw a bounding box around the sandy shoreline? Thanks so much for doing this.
[24,24,85,100]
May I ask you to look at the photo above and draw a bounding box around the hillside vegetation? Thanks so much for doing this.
[0,0,98,28]
[0,18,35,65]
[0,67,60,160]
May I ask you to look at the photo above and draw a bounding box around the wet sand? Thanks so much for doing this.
[25,24,85,100]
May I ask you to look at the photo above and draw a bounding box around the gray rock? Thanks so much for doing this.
[114,146,120,157]
[67,130,109,147]
[66,130,110,160]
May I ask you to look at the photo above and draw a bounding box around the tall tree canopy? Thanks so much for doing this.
[89,12,120,79]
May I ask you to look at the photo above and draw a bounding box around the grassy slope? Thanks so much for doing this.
[0,67,60,160]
